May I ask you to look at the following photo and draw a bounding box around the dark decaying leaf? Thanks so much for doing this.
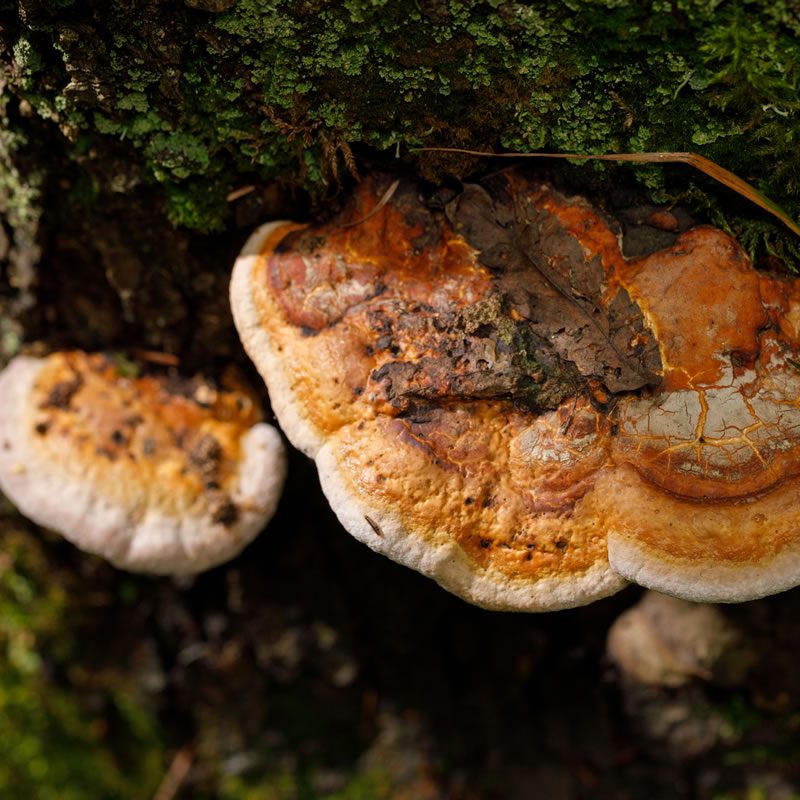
[276,172,664,412]
[369,296,583,412]
[445,177,662,393]
[417,147,800,240]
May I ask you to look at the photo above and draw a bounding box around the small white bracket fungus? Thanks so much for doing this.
[606,591,746,688]
[0,352,287,574]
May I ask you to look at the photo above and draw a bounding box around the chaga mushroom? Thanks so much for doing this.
[0,351,286,574]
[231,172,800,610]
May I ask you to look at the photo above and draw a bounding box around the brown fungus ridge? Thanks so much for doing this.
[268,184,489,333]
[616,228,767,391]
[329,402,613,581]
[232,173,800,609]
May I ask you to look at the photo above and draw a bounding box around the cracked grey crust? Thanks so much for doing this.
[599,346,800,603]
[0,355,287,574]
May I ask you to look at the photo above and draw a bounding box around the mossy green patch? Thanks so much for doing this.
[0,521,164,800]
[0,89,41,237]
[1,0,800,254]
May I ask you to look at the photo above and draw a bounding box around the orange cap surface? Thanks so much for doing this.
[231,174,800,609]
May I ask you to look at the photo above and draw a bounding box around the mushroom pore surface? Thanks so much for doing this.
[231,172,800,610]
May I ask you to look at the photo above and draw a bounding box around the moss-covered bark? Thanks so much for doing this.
[2,0,799,356]
[0,0,798,358]
[3,0,800,232]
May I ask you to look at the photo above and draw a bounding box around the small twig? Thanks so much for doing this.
[561,395,579,436]
[131,349,180,367]
[152,744,194,800]
[414,147,800,239]
[364,515,383,537]
[226,185,256,203]
[339,179,400,228]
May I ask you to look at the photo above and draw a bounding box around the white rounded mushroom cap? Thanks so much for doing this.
[0,352,287,574]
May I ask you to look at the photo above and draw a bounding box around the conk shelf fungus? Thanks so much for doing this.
[0,351,286,574]
[231,173,800,611]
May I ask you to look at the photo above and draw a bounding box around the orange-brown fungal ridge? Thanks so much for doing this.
[0,351,287,574]
[231,171,800,609]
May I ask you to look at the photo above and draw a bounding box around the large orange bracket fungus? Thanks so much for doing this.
[231,172,800,610]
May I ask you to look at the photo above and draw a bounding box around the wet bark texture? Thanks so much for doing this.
[2,2,800,798]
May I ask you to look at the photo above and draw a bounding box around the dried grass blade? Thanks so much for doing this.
[339,179,400,229]
[414,147,800,239]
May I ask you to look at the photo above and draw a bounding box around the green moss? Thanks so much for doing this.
[163,177,228,230]
[2,0,800,254]
[146,131,212,180]
[219,769,390,800]
[0,93,40,235]
[0,522,164,799]
[11,37,43,79]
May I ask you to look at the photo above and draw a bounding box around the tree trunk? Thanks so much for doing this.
[1,1,800,797]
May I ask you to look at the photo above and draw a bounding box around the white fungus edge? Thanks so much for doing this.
[607,530,800,604]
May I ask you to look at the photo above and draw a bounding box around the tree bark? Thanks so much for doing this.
[2,1,800,797]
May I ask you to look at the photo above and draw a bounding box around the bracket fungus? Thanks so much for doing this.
[231,172,800,610]
[0,351,286,574]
